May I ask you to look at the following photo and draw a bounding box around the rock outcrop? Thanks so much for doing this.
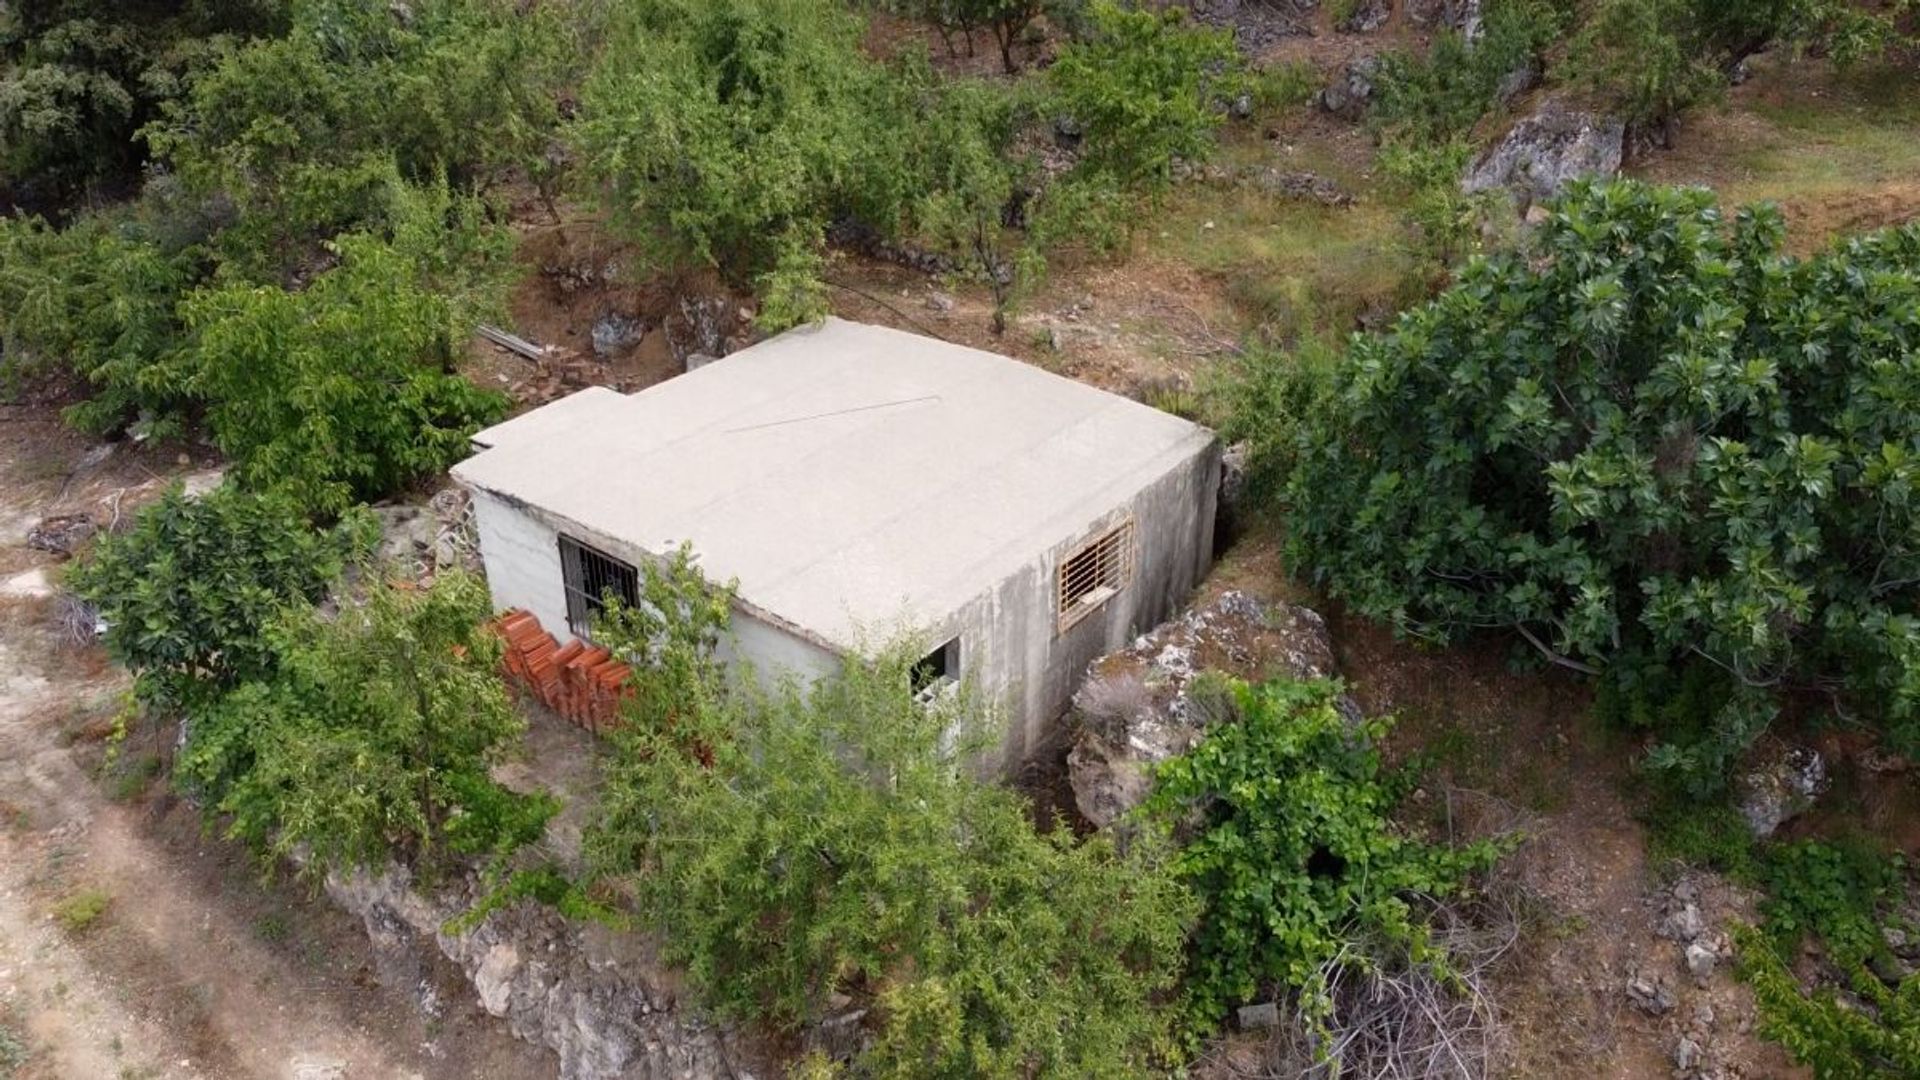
[1735,744,1829,838]
[1462,99,1624,207]
[1066,591,1338,828]
[327,866,751,1080]
[1317,57,1380,122]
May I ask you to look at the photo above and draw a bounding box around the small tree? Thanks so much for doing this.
[1047,1,1241,191]
[572,0,915,321]
[66,485,371,710]
[180,571,546,876]
[1147,677,1503,1027]
[584,644,1194,1075]
[184,188,510,517]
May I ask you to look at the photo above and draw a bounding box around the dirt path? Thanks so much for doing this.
[0,424,554,1080]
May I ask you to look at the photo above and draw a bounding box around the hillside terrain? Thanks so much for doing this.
[2,2,1918,1078]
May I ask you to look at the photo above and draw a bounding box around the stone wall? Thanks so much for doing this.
[326,866,757,1080]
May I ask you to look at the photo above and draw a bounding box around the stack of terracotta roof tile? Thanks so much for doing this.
[493,609,633,734]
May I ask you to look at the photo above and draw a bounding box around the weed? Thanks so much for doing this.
[254,911,290,944]
[1248,60,1320,110]
[107,752,161,802]
[52,887,112,934]
[0,1021,26,1077]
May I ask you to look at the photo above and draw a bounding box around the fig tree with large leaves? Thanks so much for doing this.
[1237,180,1920,768]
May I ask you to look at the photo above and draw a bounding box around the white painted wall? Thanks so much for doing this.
[471,488,570,638]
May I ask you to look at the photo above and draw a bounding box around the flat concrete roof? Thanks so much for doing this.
[453,317,1216,650]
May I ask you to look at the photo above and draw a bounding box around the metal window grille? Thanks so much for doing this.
[1057,519,1134,633]
[559,535,639,641]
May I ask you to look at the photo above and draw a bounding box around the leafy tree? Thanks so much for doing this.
[584,646,1194,1076]
[1047,1,1241,191]
[1369,0,1564,146]
[144,0,568,264]
[0,0,288,209]
[65,485,372,710]
[0,205,204,436]
[183,184,511,516]
[1146,677,1503,1027]
[573,0,915,321]
[178,571,545,876]
[893,0,1068,73]
[1238,180,1920,765]
[1569,0,1915,135]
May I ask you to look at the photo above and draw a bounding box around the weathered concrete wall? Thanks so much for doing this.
[958,436,1223,766]
[466,427,1219,767]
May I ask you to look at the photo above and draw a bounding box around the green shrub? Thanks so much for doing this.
[1568,0,1913,134]
[1146,677,1506,1028]
[584,647,1195,1076]
[184,185,511,517]
[1047,1,1242,191]
[51,887,112,934]
[1369,0,1563,144]
[1255,180,1920,767]
[0,1,288,206]
[145,0,568,264]
[1740,839,1920,1079]
[179,571,539,877]
[0,209,206,437]
[66,485,371,710]
[573,0,913,317]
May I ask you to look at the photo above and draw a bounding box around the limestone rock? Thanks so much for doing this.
[1340,0,1390,32]
[1317,57,1380,122]
[1685,941,1719,983]
[25,513,95,557]
[327,866,745,1080]
[1067,591,1339,828]
[1736,744,1829,838]
[1626,974,1676,1016]
[590,312,645,358]
[1462,99,1624,207]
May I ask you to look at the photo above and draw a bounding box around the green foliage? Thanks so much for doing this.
[0,1,288,207]
[591,543,739,745]
[184,187,510,516]
[1739,840,1920,1078]
[1597,664,1778,800]
[1759,839,1906,970]
[1047,1,1241,191]
[574,0,910,313]
[178,571,540,877]
[891,0,1068,73]
[585,647,1194,1076]
[1569,0,1915,132]
[145,0,568,262]
[1255,180,1920,765]
[66,485,370,710]
[0,206,204,436]
[1146,677,1504,1027]
[1369,0,1563,144]
[51,887,112,934]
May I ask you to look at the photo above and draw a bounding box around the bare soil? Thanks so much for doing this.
[0,419,555,1080]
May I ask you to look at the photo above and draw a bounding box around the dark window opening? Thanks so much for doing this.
[911,637,961,699]
[559,535,638,641]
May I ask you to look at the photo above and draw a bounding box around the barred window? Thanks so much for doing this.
[1057,519,1134,632]
[559,535,638,640]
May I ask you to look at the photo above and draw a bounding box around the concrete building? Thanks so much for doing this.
[452,317,1220,762]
